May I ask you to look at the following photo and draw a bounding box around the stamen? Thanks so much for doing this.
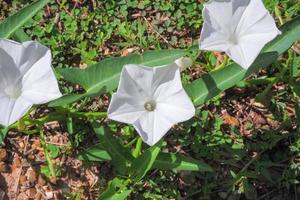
[144,100,156,112]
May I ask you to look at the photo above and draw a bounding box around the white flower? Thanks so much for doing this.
[199,0,281,69]
[0,39,62,127]
[108,63,195,146]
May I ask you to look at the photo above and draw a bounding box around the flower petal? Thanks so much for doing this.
[204,0,234,30]
[199,0,249,52]
[228,32,279,69]
[236,0,278,36]
[18,41,49,75]
[226,44,248,69]
[152,63,182,99]
[120,64,153,97]
[200,0,280,69]
[156,90,195,123]
[0,48,21,90]
[0,39,49,74]
[133,111,173,146]
[199,23,231,52]
[108,93,145,124]
[0,39,24,66]
[0,94,32,127]
[21,49,62,104]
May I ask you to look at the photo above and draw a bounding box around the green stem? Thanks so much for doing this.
[39,129,57,182]
[124,138,137,148]
[256,64,289,104]
[17,118,26,131]
[66,117,74,135]
[132,137,143,158]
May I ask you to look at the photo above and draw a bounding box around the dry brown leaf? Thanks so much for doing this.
[222,113,239,126]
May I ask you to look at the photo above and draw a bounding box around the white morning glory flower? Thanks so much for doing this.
[0,39,62,127]
[108,63,195,146]
[199,0,281,69]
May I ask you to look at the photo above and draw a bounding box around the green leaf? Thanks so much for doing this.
[77,144,112,162]
[0,0,50,38]
[185,52,278,106]
[295,103,300,130]
[12,29,30,42]
[264,16,300,54]
[130,141,162,181]
[47,144,60,159]
[75,143,213,173]
[92,123,134,175]
[49,49,186,107]
[152,152,213,172]
[98,178,131,200]
[243,179,257,200]
[186,16,300,106]
[49,94,87,107]
[0,126,9,144]
[292,55,300,78]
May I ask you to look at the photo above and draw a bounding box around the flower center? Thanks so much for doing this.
[4,84,22,99]
[228,34,239,45]
[144,100,156,112]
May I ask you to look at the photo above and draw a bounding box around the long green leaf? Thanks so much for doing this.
[0,0,49,38]
[185,52,278,106]
[12,29,30,42]
[0,126,9,144]
[152,152,213,172]
[49,49,186,107]
[185,16,300,106]
[98,178,131,200]
[76,142,213,173]
[77,144,111,162]
[264,16,300,54]
[92,123,134,175]
[130,141,162,181]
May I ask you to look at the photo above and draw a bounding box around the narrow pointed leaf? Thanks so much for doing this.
[50,49,186,107]
[0,0,49,38]
[264,16,300,54]
[92,123,134,175]
[12,29,30,42]
[185,52,278,106]
[77,144,111,162]
[98,178,131,200]
[295,103,300,130]
[130,141,162,181]
[152,152,213,172]
[0,126,9,144]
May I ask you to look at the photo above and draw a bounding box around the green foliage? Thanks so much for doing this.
[0,126,9,144]
[130,141,162,181]
[93,124,134,175]
[264,16,300,54]
[185,52,278,106]
[153,152,213,172]
[0,0,49,38]
[98,178,132,200]
[77,144,111,162]
[47,144,61,159]
[49,49,186,107]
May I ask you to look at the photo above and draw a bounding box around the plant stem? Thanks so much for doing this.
[132,137,143,158]
[17,118,25,131]
[124,138,137,148]
[39,129,57,182]
[66,117,74,135]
